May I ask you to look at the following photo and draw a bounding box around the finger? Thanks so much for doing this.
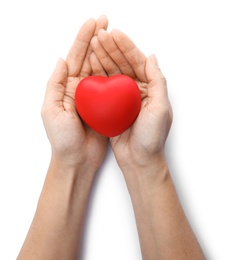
[97,29,136,78]
[90,52,107,76]
[95,15,109,34]
[80,15,109,77]
[111,29,148,82]
[91,36,121,76]
[43,58,68,106]
[146,54,168,102]
[66,18,96,77]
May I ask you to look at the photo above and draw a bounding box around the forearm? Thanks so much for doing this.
[122,157,205,260]
[17,157,95,260]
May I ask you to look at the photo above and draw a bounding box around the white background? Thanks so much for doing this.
[0,0,225,259]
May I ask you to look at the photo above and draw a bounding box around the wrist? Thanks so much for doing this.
[38,156,96,212]
[120,153,170,193]
[49,153,98,183]
[39,156,97,205]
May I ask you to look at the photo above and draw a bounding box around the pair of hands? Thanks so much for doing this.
[41,15,172,178]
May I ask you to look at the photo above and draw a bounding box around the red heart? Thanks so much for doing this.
[75,75,141,137]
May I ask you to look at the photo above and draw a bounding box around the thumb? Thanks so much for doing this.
[145,54,168,102]
[43,58,68,106]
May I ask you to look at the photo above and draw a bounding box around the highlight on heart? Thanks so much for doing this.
[75,75,141,137]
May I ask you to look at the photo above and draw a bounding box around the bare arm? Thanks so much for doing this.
[122,158,205,259]
[91,29,205,259]
[17,16,108,260]
[17,160,96,259]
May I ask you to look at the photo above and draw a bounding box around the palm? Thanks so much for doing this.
[90,29,148,156]
[110,78,155,164]
[63,17,109,168]
[42,17,109,169]
[64,75,107,168]
[90,29,172,167]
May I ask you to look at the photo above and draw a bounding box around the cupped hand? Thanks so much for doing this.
[90,29,173,171]
[41,16,108,172]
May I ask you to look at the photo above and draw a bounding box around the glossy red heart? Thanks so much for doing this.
[75,75,141,137]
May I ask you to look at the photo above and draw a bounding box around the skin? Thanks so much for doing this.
[17,16,108,260]
[17,16,205,260]
[90,29,206,259]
